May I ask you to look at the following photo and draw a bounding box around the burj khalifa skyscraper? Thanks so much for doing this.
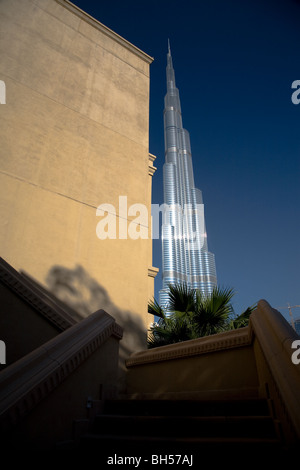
[159,43,217,311]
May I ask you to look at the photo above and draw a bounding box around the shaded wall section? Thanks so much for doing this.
[44,263,147,391]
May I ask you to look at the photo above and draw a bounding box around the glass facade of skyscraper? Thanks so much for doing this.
[159,44,217,311]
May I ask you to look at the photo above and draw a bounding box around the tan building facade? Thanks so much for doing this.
[0,0,157,345]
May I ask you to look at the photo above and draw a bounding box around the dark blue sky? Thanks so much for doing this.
[72,0,300,324]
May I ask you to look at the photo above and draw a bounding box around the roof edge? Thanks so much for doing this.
[55,0,154,64]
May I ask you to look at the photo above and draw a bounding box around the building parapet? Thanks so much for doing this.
[57,0,154,65]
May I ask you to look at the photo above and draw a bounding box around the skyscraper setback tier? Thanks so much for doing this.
[159,43,217,311]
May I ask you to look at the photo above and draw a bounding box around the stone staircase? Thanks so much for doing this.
[78,396,288,458]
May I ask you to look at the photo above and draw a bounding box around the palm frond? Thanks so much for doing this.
[192,287,235,336]
[147,282,254,348]
[147,315,195,348]
[148,297,166,320]
[167,282,196,315]
[228,303,256,329]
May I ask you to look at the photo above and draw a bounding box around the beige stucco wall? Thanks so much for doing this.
[126,328,259,397]
[127,346,259,396]
[0,0,157,346]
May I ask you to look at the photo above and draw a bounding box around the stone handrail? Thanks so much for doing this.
[249,299,300,440]
[0,309,123,432]
[0,257,76,331]
[126,326,252,367]
[125,299,300,445]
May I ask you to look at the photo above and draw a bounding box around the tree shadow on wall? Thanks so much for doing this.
[46,265,114,319]
[45,265,148,393]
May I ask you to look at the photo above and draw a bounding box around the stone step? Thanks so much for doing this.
[79,433,283,456]
[92,414,276,439]
[103,398,270,417]
[78,397,287,458]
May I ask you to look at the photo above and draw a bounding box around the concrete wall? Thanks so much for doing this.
[0,0,157,352]
[126,328,259,397]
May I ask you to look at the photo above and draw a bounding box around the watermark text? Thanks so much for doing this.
[96,196,206,250]
[0,340,6,364]
[291,80,300,105]
[291,340,300,365]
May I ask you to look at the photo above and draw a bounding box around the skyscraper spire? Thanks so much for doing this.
[166,40,176,92]
[159,45,217,312]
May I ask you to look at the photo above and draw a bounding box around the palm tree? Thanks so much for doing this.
[148,293,196,348]
[148,283,255,348]
[191,286,235,336]
[225,306,254,330]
